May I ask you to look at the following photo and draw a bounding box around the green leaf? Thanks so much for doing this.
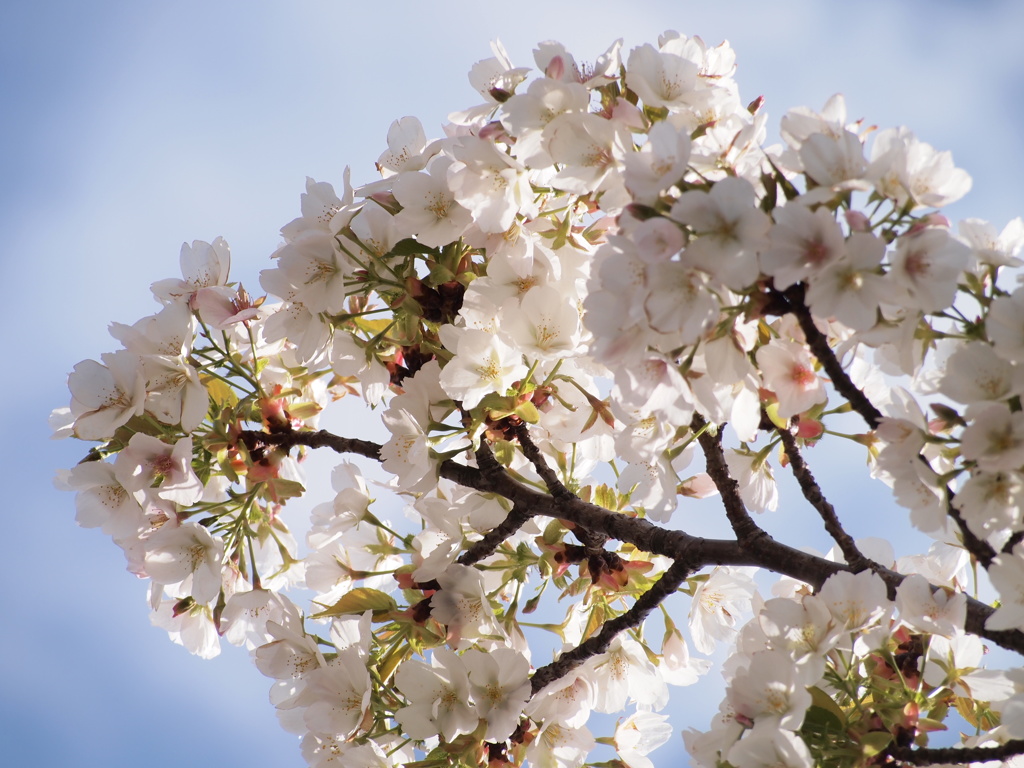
[492,439,515,466]
[514,400,540,424]
[388,237,438,256]
[804,686,846,730]
[260,477,305,503]
[860,731,893,758]
[582,603,605,641]
[203,376,238,408]
[592,484,619,511]
[311,588,398,620]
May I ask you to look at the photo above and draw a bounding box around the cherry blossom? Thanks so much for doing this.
[58,30,1024,768]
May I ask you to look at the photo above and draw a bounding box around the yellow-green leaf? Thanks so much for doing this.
[203,376,238,408]
[860,731,892,758]
[311,588,398,620]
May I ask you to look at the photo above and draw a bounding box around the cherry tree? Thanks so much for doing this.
[55,31,1024,768]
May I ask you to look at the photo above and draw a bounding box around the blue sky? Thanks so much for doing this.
[6,1,1024,765]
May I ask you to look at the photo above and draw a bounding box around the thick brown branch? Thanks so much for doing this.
[237,428,1024,656]
[529,558,693,694]
[776,423,874,572]
[885,738,1024,766]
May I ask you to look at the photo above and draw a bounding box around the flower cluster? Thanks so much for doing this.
[57,31,1024,768]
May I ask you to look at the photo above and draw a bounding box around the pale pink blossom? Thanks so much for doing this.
[144,521,225,604]
[114,433,204,507]
[755,339,827,420]
[895,574,966,637]
[670,177,770,290]
[67,351,146,440]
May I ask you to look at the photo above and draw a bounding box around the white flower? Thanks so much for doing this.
[500,285,581,359]
[758,595,838,682]
[394,649,477,742]
[114,433,204,507]
[586,633,668,713]
[725,449,779,513]
[988,286,1024,363]
[447,136,534,233]
[799,129,867,188]
[960,217,1024,269]
[274,228,355,315]
[953,469,1024,546]
[545,111,629,194]
[670,177,770,290]
[501,77,589,166]
[65,461,145,540]
[392,158,472,247]
[986,548,1024,631]
[895,574,966,637]
[755,339,827,419]
[816,570,891,639]
[144,521,225,604]
[462,648,531,741]
[642,259,718,343]
[150,593,221,659]
[923,632,1015,701]
[625,41,699,109]
[280,176,349,240]
[889,227,969,312]
[221,589,295,650]
[295,648,372,740]
[868,126,972,209]
[614,711,673,768]
[689,566,758,654]
[727,649,812,730]
[376,116,428,177]
[658,627,711,686]
[623,121,692,204]
[68,351,146,440]
[437,326,527,409]
[725,723,813,768]
[525,719,595,768]
[805,231,894,331]
[761,203,845,290]
[938,341,1021,404]
[430,564,502,646]
[960,402,1024,472]
[151,237,232,304]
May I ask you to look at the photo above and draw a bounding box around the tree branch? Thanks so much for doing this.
[457,501,535,567]
[528,557,693,694]
[945,488,997,569]
[513,422,607,551]
[776,423,876,572]
[884,738,1024,766]
[236,428,1024,656]
[692,413,771,547]
[779,284,883,430]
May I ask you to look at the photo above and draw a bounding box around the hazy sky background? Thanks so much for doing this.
[6,1,1024,765]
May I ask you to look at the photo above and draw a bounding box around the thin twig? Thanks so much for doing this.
[780,284,883,430]
[528,558,693,694]
[457,502,534,567]
[692,413,770,547]
[945,487,996,568]
[514,422,607,550]
[776,423,875,572]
